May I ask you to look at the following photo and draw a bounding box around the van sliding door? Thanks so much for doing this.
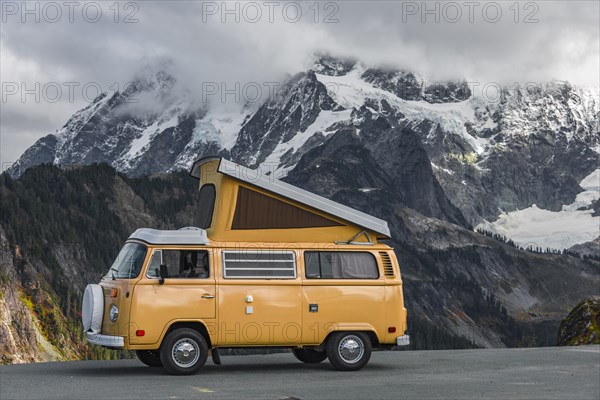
[216,250,302,346]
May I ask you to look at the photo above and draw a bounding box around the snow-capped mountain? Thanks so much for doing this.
[9,56,600,249]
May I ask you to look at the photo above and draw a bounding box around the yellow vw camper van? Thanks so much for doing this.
[82,157,409,374]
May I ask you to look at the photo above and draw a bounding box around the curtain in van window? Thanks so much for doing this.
[329,252,378,279]
[305,252,321,278]
[316,252,378,279]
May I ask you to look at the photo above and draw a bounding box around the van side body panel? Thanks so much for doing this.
[99,243,152,344]
[98,279,134,340]
[129,279,217,346]
[127,247,217,346]
[214,249,303,346]
[216,282,302,345]
[301,282,386,344]
[108,242,407,351]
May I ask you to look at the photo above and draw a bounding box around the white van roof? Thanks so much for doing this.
[128,227,209,245]
[190,157,391,239]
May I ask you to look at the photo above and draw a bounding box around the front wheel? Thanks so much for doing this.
[326,332,372,371]
[160,328,208,375]
[292,348,328,364]
[135,350,162,367]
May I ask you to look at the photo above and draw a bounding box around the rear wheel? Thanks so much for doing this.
[292,348,328,364]
[135,350,162,367]
[160,328,208,375]
[326,332,372,371]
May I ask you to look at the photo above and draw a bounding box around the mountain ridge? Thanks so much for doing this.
[6,55,599,254]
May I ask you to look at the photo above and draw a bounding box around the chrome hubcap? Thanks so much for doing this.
[338,335,364,364]
[172,339,200,368]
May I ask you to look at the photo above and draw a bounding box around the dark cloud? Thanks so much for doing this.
[1,1,598,164]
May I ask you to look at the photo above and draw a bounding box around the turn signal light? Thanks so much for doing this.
[136,330,145,337]
[110,288,118,298]
[388,327,396,333]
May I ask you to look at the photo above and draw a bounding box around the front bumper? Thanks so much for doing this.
[396,335,410,346]
[86,332,125,348]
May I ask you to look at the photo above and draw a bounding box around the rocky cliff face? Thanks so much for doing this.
[230,71,342,167]
[567,238,600,259]
[557,296,600,346]
[286,121,470,228]
[0,225,82,363]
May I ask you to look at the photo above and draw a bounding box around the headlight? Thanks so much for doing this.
[109,304,119,322]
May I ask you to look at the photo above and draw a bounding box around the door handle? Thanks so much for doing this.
[201,294,215,299]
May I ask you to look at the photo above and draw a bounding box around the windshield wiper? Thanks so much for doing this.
[110,267,118,280]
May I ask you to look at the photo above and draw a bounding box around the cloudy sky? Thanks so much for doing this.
[1,0,599,169]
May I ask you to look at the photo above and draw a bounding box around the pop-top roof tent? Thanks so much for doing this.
[188,157,390,244]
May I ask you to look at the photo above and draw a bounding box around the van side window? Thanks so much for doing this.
[194,184,216,229]
[304,252,379,279]
[222,250,296,279]
[147,250,210,279]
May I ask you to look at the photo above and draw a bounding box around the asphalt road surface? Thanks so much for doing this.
[1,346,599,400]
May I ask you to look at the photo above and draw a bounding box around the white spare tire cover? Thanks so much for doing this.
[82,284,104,333]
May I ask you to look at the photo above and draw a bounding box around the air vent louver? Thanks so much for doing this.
[380,252,395,278]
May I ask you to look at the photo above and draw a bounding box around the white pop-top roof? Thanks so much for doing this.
[190,157,391,238]
[129,227,209,245]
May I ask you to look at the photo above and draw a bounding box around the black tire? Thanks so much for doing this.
[135,350,162,367]
[159,328,208,375]
[326,332,372,371]
[292,348,328,364]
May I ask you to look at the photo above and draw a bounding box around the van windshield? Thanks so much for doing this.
[106,242,147,279]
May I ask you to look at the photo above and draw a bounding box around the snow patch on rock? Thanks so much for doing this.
[315,67,494,157]
[260,109,353,177]
[477,169,600,250]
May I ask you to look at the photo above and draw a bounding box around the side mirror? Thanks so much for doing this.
[156,264,168,285]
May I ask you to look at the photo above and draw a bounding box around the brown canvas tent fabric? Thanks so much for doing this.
[232,186,341,230]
